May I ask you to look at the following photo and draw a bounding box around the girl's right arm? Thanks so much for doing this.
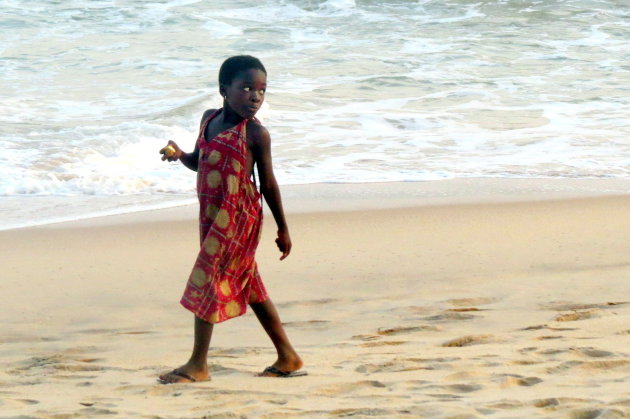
[159,109,214,172]
[160,140,199,172]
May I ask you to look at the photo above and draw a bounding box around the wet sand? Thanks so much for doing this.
[1,181,629,418]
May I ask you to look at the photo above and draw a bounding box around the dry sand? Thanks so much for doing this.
[1,182,629,418]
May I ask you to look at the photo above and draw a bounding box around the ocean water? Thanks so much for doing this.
[1,0,629,226]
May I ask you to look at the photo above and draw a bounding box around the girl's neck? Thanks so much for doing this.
[221,103,244,125]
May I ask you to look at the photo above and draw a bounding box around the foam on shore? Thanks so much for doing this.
[3,178,629,231]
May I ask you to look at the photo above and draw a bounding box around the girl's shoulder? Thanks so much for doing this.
[200,108,218,125]
[246,118,270,147]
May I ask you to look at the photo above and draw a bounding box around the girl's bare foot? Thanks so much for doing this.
[158,361,209,384]
[258,354,304,377]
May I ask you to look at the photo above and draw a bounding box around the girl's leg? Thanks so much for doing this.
[158,315,213,383]
[250,299,303,375]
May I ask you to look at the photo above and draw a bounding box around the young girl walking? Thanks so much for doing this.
[158,55,304,383]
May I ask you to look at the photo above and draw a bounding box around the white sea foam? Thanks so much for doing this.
[0,0,628,208]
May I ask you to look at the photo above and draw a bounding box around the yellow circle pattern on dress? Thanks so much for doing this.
[249,290,258,303]
[215,209,229,229]
[205,204,219,221]
[209,311,220,323]
[232,159,242,172]
[208,150,221,165]
[204,235,220,255]
[219,280,231,297]
[229,256,241,271]
[245,182,256,198]
[190,268,207,287]
[227,174,239,194]
[206,170,222,188]
[225,301,241,318]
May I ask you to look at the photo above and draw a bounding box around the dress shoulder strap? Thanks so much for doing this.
[198,109,223,144]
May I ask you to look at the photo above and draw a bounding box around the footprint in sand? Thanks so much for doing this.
[209,364,242,375]
[424,312,478,322]
[0,335,61,344]
[520,324,546,330]
[532,398,560,408]
[9,354,107,377]
[570,347,615,358]
[441,334,494,347]
[77,407,118,415]
[541,301,628,311]
[579,360,630,370]
[519,324,577,331]
[147,385,189,396]
[329,408,393,417]
[352,334,381,341]
[78,398,119,408]
[78,328,153,336]
[498,374,543,387]
[536,335,564,341]
[282,320,330,328]
[19,399,40,405]
[315,380,387,395]
[0,398,41,412]
[62,346,104,355]
[486,400,524,409]
[531,396,598,410]
[546,360,585,374]
[444,371,488,381]
[422,384,482,401]
[537,348,568,355]
[426,393,463,400]
[405,305,436,314]
[361,340,407,348]
[510,359,542,365]
[266,399,288,405]
[554,310,601,322]
[441,383,483,393]
[447,297,497,307]
[278,298,339,308]
[353,326,442,343]
[115,330,154,335]
[356,358,433,374]
[376,325,441,336]
[208,347,261,357]
[447,307,484,312]
[568,407,626,419]
[77,328,119,335]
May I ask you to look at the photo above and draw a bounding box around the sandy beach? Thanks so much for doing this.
[1,181,629,418]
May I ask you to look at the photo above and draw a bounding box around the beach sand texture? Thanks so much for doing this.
[1,187,629,418]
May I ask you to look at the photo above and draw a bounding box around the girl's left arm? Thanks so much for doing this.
[250,123,291,260]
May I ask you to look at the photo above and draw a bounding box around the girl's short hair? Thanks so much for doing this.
[219,55,267,86]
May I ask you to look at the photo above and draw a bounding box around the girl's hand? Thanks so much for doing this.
[275,230,292,260]
[160,140,182,162]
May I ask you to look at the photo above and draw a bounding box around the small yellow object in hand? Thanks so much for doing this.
[163,145,176,157]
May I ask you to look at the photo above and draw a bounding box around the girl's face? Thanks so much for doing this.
[222,68,267,119]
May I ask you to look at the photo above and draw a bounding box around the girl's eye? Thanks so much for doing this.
[242,87,265,95]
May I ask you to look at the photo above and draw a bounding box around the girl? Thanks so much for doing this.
[158,55,304,383]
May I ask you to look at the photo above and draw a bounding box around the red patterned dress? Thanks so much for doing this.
[180,109,269,323]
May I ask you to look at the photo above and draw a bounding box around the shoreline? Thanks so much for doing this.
[3,177,630,231]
